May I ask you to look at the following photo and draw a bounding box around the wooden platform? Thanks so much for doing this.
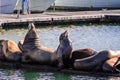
[0,9,120,27]
[0,61,120,77]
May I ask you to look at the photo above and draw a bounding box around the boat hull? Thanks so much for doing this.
[53,0,120,10]
[15,0,55,12]
[0,0,18,13]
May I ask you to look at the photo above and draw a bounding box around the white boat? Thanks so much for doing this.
[0,0,18,13]
[53,0,120,10]
[15,0,55,12]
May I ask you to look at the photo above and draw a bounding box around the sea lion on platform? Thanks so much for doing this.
[21,23,55,64]
[102,57,120,73]
[70,48,97,67]
[21,23,72,69]
[0,39,21,62]
[74,50,120,71]
[53,30,72,69]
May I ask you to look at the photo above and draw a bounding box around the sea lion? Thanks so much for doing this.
[102,57,120,72]
[70,48,97,67]
[74,50,120,71]
[0,39,21,62]
[21,23,72,69]
[53,30,72,69]
[21,23,55,64]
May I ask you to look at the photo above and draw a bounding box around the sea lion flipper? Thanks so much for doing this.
[57,56,64,71]
[102,57,120,73]
[18,40,24,51]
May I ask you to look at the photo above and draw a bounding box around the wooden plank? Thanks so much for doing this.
[0,10,120,27]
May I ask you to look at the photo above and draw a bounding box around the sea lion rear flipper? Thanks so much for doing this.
[102,57,120,73]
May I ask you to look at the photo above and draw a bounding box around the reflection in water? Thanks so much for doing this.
[0,69,119,80]
[0,24,120,79]
[71,75,120,80]
[38,73,55,80]
[24,71,39,80]
[55,73,70,80]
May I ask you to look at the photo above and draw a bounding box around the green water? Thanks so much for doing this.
[0,23,120,80]
[0,69,119,80]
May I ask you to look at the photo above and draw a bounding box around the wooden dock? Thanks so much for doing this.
[0,61,120,77]
[0,9,120,27]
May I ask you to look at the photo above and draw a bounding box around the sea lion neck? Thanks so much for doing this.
[23,23,42,49]
[60,38,71,45]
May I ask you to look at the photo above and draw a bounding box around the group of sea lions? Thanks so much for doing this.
[0,23,120,73]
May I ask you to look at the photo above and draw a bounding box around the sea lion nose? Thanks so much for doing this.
[64,30,69,36]
[28,23,35,30]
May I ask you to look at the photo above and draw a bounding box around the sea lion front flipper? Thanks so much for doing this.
[57,56,64,71]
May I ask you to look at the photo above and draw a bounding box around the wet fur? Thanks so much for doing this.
[70,48,97,67]
[55,30,72,68]
[21,23,72,69]
[0,40,21,62]
[74,50,120,71]
[8,40,21,53]
[21,23,55,64]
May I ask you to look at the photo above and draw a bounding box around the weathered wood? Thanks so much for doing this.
[0,61,119,77]
[0,10,120,27]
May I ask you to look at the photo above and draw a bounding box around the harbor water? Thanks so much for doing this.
[0,23,120,80]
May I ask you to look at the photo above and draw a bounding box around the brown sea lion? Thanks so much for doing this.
[21,23,55,64]
[102,57,120,72]
[52,30,72,69]
[70,48,97,67]
[0,39,21,62]
[74,50,120,71]
[21,23,72,69]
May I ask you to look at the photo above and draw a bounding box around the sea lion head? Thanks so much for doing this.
[0,39,7,60]
[0,40,7,54]
[59,30,70,44]
[24,23,39,43]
